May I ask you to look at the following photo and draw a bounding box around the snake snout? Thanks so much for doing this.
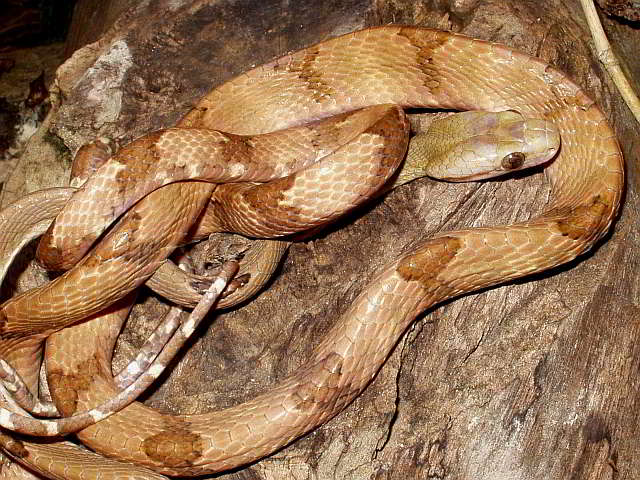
[522,118,561,166]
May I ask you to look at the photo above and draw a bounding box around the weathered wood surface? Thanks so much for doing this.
[1,0,639,478]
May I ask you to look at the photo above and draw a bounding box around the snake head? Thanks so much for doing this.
[403,110,560,183]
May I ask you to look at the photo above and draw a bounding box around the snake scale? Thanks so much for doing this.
[0,26,624,479]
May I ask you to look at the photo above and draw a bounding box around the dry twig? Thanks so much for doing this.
[580,0,640,124]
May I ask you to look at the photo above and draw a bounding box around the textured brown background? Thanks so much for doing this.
[1,0,639,479]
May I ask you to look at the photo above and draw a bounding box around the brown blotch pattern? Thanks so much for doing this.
[48,354,102,416]
[114,131,164,193]
[71,138,114,181]
[365,106,409,177]
[35,223,62,270]
[246,174,303,221]
[204,167,308,236]
[396,27,450,91]
[396,236,462,290]
[220,133,260,171]
[287,46,335,102]
[141,427,205,467]
[554,195,611,242]
[0,432,29,459]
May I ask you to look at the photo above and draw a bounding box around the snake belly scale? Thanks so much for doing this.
[0,26,624,478]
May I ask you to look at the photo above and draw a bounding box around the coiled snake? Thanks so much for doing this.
[0,26,624,479]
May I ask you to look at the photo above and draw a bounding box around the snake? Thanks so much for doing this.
[0,107,554,480]
[0,25,623,479]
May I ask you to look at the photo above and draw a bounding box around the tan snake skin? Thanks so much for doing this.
[0,26,624,478]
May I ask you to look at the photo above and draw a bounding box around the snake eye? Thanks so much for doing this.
[501,152,525,170]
